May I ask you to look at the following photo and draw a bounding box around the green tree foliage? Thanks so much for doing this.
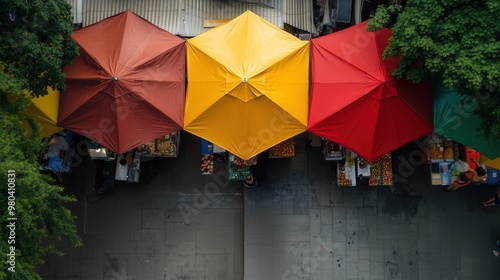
[368,0,500,138]
[0,0,78,97]
[0,0,81,279]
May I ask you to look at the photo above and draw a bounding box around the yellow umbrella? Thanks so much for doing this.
[481,155,500,170]
[184,10,310,160]
[26,88,63,137]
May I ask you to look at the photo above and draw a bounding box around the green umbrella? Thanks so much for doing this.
[433,77,500,159]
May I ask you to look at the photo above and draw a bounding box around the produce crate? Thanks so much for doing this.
[269,139,295,158]
[369,153,393,186]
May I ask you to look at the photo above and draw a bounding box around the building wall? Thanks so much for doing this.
[66,0,316,37]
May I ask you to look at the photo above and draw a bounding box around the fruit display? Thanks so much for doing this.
[201,154,214,174]
[337,157,356,186]
[268,139,295,158]
[135,132,179,157]
[369,153,393,186]
[232,155,258,166]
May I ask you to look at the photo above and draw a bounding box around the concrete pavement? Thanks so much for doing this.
[38,132,500,279]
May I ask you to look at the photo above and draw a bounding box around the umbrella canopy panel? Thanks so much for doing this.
[59,10,186,154]
[481,155,500,171]
[184,10,310,159]
[308,21,432,162]
[26,88,63,137]
[433,78,500,159]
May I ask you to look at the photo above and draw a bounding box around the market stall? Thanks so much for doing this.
[39,130,75,173]
[134,131,181,158]
[336,149,393,187]
[421,133,489,186]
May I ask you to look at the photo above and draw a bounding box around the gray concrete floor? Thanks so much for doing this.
[38,132,500,280]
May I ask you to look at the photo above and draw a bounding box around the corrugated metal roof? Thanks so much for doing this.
[283,0,316,34]
[67,0,315,37]
[65,0,80,23]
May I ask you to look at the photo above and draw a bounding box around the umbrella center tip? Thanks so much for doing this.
[242,77,248,82]
[112,76,119,81]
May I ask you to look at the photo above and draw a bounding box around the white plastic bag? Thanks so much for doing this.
[454,160,469,173]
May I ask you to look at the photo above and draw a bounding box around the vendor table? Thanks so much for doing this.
[337,157,357,186]
[336,150,393,187]
[357,158,371,179]
[228,154,256,180]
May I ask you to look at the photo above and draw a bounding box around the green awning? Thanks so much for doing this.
[433,78,500,159]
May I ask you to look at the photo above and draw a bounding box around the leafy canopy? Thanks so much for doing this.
[0,0,81,279]
[0,0,78,97]
[368,0,500,138]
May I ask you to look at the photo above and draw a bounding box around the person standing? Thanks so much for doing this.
[243,174,258,189]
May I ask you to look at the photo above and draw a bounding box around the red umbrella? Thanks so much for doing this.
[58,10,185,154]
[308,21,432,162]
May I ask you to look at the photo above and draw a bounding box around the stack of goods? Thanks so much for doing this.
[369,153,393,186]
[136,133,178,157]
[466,147,480,168]
[324,140,343,160]
[269,139,295,158]
[433,140,444,160]
[136,141,156,155]
[443,139,458,160]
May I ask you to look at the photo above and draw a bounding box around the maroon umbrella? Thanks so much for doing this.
[59,10,186,154]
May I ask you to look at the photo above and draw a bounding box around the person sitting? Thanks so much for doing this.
[469,158,487,185]
[444,172,470,192]
[243,174,258,189]
[483,186,500,207]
